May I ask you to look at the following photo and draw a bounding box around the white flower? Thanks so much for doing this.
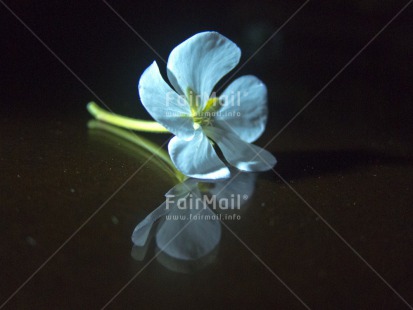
[138,31,276,179]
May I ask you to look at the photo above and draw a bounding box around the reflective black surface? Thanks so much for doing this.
[1,1,413,309]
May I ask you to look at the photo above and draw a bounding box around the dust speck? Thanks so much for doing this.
[111,216,119,225]
[26,236,37,247]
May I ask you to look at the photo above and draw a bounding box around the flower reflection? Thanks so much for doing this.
[132,172,256,273]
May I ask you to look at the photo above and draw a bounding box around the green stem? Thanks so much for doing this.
[88,120,185,182]
[87,101,170,133]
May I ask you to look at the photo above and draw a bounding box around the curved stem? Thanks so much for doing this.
[88,120,185,182]
[87,102,170,133]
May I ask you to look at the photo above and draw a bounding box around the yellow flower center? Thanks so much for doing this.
[187,88,221,130]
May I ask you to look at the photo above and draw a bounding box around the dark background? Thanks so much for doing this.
[1,0,412,309]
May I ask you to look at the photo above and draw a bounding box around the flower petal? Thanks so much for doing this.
[217,75,268,143]
[206,172,256,211]
[131,201,170,246]
[138,61,195,140]
[205,126,276,172]
[168,131,230,179]
[167,32,241,107]
[156,198,221,261]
